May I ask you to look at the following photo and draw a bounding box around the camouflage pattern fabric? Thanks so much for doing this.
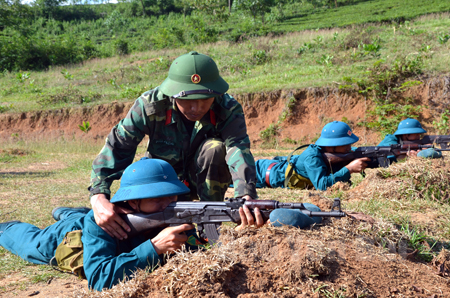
[90,87,257,201]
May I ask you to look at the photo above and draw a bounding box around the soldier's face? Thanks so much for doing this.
[129,196,177,213]
[175,97,215,121]
[332,144,352,153]
[401,133,421,141]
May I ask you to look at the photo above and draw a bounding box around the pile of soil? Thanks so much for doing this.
[73,218,450,298]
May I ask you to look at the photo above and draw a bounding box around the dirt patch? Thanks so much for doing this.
[0,273,87,298]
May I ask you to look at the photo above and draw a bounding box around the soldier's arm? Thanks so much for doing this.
[89,97,151,197]
[218,95,257,199]
[89,96,152,238]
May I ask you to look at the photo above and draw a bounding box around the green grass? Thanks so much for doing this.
[1,13,450,113]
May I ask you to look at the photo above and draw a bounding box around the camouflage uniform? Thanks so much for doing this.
[89,87,257,201]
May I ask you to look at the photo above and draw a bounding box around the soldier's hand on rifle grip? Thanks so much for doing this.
[235,205,266,231]
[91,194,132,240]
[406,150,419,157]
[345,157,371,174]
[151,224,195,255]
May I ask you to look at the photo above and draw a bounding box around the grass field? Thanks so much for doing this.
[1,13,450,114]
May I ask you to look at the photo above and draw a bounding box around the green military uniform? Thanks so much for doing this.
[90,52,257,201]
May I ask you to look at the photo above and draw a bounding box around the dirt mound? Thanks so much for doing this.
[73,219,450,298]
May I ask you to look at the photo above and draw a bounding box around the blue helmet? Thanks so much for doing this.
[393,118,426,136]
[315,121,359,147]
[110,157,190,203]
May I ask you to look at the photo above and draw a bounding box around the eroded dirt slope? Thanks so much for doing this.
[1,77,450,145]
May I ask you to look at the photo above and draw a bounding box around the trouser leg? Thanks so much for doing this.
[0,214,84,264]
[187,138,232,202]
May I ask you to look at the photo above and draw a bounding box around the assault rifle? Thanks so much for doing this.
[402,135,450,149]
[121,197,346,245]
[323,143,449,169]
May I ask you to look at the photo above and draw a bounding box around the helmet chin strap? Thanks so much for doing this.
[172,89,222,99]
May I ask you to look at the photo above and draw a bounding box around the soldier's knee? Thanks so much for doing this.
[198,139,226,164]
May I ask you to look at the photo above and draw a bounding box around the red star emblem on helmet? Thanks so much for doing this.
[191,74,201,84]
[347,130,352,136]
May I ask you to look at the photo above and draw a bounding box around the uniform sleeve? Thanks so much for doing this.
[377,134,399,163]
[378,134,399,146]
[218,95,257,199]
[89,98,150,197]
[82,213,161,291]
[303,154,351,191]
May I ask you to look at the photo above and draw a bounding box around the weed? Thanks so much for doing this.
[260,123,280,141]
[78,121,91,133]
[358,40,381,57]
[400,223,436,262]
[0,104,13,113]
[438,33,450,44]
[16,72,30,83]
[317,54,334,67]
[363,101,422,136]
[279,96,296,122]
[252,50,270,65]
[282,137,297,145]
[61,69,74,80]
[432,110,449,135]
[332,32,338,41]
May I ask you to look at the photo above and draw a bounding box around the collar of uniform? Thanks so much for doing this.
[211,94,235,122]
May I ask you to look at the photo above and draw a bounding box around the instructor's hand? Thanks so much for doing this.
[151,224,195,255]
[91,194,133,240]
[235,195,266,231]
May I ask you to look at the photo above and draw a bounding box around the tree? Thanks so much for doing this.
[188,0,229,23]
[0,0,31,29]
[233,0,277,25]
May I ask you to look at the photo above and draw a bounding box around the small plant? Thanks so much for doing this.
[332,32,338,41]
[419,44,432,53]
[16,72,30,83]
[260,123,280,141]
[0,104,13,113]
[114,39,129,56]
[438,33,450,44]
[252,50,269,65]
[108,78,120,89]
[433,110,449,135]
[297,42,313,55]
[279,96,296,122]
[61,69,73,80]
[316,54,334,67]
[313,35,323,45]
[78,121,91,133]
[282,137,297,145]
[400,223,436,262]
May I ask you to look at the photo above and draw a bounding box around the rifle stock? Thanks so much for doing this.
[121,198,346,245]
